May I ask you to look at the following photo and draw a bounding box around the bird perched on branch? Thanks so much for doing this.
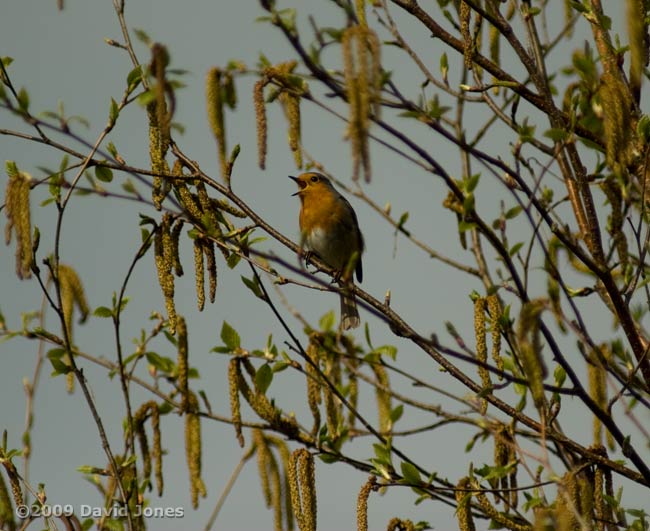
[290,172,364,330]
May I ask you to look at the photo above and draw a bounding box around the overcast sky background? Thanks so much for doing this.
[1,1,647,530]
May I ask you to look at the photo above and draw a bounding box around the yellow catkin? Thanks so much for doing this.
[486,297,504,381]
[474,297,490,414]
[355,0,366,26]
[4,164,32,280]
[174,182,203,221]
[280,92,302,169]
[134,403,152,484]
[206,67,228,181]
[460,1,473,69]
[627,0,647,100]
[601,176,628,270]
[236,358,299,437]
[288,449,317,531]
[356,476,375,531]
[155,213,177,334]
[507,425,518,510]
[599,71,635,174]
[151,43,172,149]
[305,341,322,438]
[269,447,283,531]
[171,219,184,277]
[204,240,217,303]
[177,316,189,412]
[185,391,206,509]
[0,468,15,531]
[193,239,205,312]
[371,363,392,434]
[196,181,220,233]
[517,300,547,411]
[588,358,607,446]
[266,435,294,531]
[555,472,578,531]
[229,358,244,447]
[491,424,508,495]
[476,490,531,531]
[147,48,171,210]
[386,518,415,531]
[149,403,163,496]
[486,0,500,93]
[342,25,379,183]
[455,477,476,531]
[58,264,90,337]
[254,430,273,507]
[254,78,268,170]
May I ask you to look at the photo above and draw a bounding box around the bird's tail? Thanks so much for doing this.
[339,286,360,330]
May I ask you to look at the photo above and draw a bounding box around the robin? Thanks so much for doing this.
[290,172,364,330]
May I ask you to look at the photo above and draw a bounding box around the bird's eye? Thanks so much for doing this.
[310,175,319,183]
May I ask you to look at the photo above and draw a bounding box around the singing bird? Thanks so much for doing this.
[290,172,364,330]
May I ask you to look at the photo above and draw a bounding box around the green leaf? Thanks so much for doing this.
[47,349,71,375]
[5,160,19,178]
[95,166,113,183]
[458,220,477,232]
[145,352,175,374]
[440,53,448,80]
[509,242,524,256]
[126,65,144,92]
[389,404,403,424]
[373,345,397,361]
[93,306,114,318]
[109,98,119,124]
[241,275,264,299]
[543,128,570,142]
[133,28,151,45]
[554,365,566,387]
[17,87,29,112]
[400,461,422,484]
[255,363,273,394]
[221,321,241,350]
[319,310,336,331]
[504,206,522,219]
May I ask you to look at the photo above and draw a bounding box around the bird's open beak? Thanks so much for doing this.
[288,175,301,196]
